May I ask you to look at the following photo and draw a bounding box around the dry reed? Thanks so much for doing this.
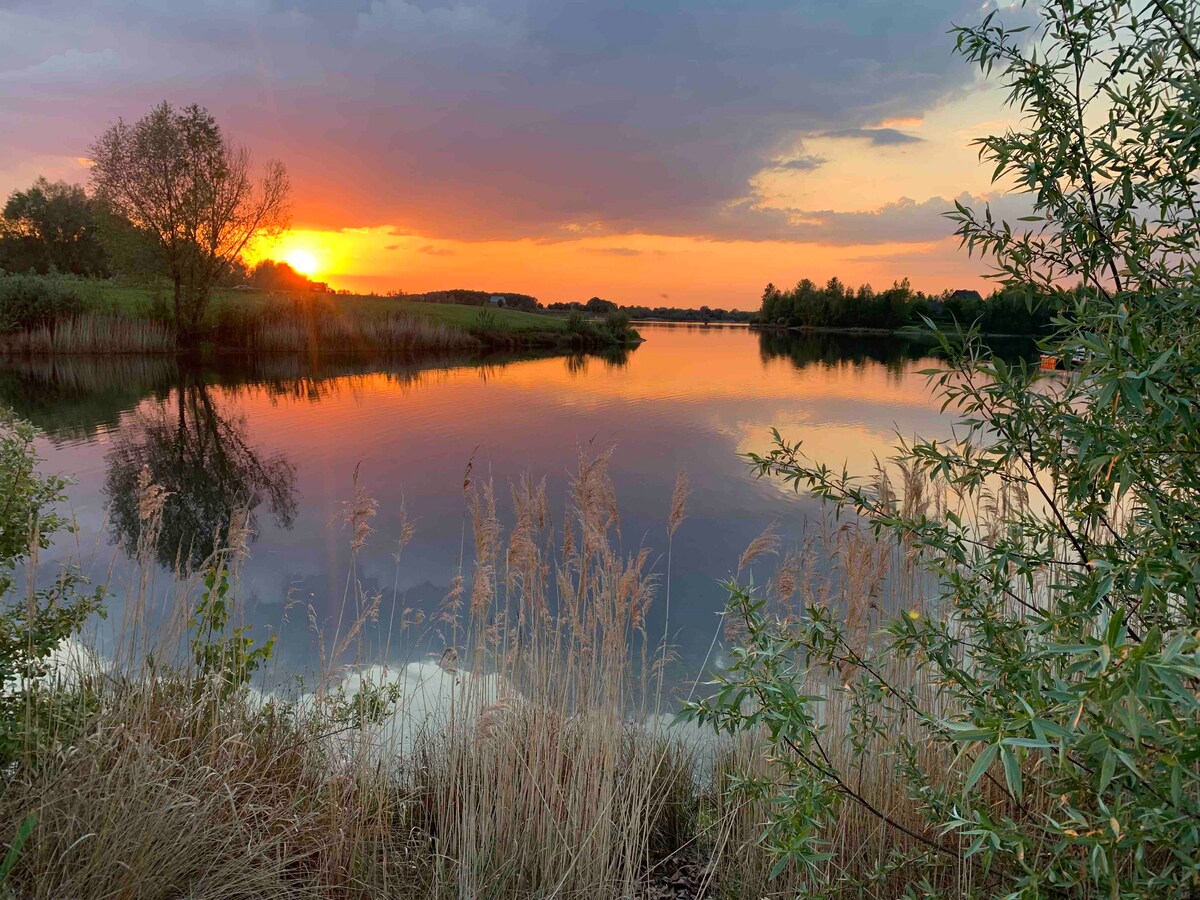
[0,315,175,355]
[2,449,1003,899]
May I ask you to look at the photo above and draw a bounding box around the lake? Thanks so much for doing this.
[9,324,1027,687]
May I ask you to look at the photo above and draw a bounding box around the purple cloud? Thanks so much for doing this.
[0,0,1030,245]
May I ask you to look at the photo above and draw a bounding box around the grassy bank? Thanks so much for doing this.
[0,276,640,356]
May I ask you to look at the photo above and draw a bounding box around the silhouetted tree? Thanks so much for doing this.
[584,296,618,314]
[755,274,1061,334]
[0,178,107,275]
[250,259,311,291]
[90,102,291,340]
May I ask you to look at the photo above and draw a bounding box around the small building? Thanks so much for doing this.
[310,282,330,293]
[488,295,506,307]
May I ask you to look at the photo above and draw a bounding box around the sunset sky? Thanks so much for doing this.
[0,0,1033,308]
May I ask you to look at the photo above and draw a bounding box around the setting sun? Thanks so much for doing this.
[281,247,320,278]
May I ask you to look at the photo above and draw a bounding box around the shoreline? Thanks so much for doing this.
[752,322,1046,340]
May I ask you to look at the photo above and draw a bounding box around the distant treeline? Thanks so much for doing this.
[759,277,1066,336]
[547,296,755,323]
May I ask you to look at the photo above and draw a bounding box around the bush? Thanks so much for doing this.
[0,277,84,334]
[0,415,103,764]
[686,2,1200,896]
[565,308,588,334]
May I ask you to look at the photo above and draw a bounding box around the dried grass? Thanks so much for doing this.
[2,451,993,899]
[1,449,702,899]
[0,315,175,355]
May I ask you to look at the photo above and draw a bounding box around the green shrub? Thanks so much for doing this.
[600,310,638,343]
[565,309,588,334]
[473,306,499,332]
[686,2,1200,896]
[0,415,103,764]
[0,277,84,334]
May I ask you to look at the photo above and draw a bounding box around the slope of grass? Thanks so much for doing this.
[0,277,642,355]
[63,280,566,334]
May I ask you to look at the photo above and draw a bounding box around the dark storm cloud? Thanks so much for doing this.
[773,155,828,171]
[819,128,925,146]
[0,0,1026,242]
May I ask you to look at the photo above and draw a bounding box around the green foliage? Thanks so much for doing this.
[600,309,638,343]
[319,679,405,732]
[0,276,84,335]
[758,275,1064,335]
[0,416,103,764]
[565,309,588,334]
[0,178,107,277]
[687,1,1200,895]
[474,306,499,332]
[189,562,275,700]
[92,200,167,284]
[0,814,36,894]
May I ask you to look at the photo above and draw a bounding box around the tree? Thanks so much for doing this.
[0,178,107,275]
[584,296,618,314]
[250,259,312,291]
[89,102,291,340]
[687,0,1200,895]
[91,199,166,282]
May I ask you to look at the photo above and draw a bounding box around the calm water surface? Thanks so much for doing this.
[9,325,1022,683]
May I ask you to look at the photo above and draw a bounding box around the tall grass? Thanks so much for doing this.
[248,310,482,354]
[0,314,174,354]
[0,449,705,898]
[1,444,998,898]
[398,457,699,896]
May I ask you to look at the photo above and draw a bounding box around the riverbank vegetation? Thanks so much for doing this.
[1,1,1197,898]
[687,0,1200,896]
[757,276,1065,336]
[0,274,639,355]
[0,102,638,356]
[1,405,1040,898]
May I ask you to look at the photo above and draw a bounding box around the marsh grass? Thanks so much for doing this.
[1,443,1000,898]
[0,276,641,356]
[0,278,621,356]
[0,314,175,355]
[0,448,705,898]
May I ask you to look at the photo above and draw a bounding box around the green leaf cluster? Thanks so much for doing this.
[685,1,1200,895]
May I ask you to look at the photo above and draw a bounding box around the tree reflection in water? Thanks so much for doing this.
[104,373,297,572]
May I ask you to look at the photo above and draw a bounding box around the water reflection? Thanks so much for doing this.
[756,329,932,374]
[0,355,178,442]
[564,345,632,376]
[1,347,633,578]
[3,327,1018,677]
[1,348,632,442]
[103,373,298,572]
